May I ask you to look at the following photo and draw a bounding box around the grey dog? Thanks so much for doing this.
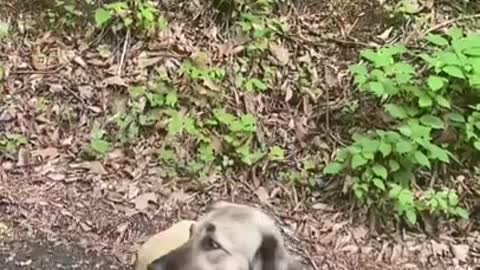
[147,201,301,270]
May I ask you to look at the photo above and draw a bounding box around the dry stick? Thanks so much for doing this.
[422,14,480,36]
[117,28,131,76]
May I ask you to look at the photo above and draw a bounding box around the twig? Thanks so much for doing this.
[422,14,480,36]
[117,28,131,76]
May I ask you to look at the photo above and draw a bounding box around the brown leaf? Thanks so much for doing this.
[255,187,270,204]
[102,76,127,87]
[69,161,107,175]
[17,148,30,167]
[47,172,65,181]
[31,147,59,159]
[133,192,157,211]
[268,42,290,66]
[139,56,164,69]
[451,244,469,262]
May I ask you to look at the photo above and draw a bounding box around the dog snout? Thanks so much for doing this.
[147,257,166,270]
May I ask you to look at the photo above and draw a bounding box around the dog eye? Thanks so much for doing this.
[204,237,221,250]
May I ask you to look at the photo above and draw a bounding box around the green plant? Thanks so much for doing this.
[324,27,480,226]
[86,127,111,158]
[179,60,226,82]
[209,108,265,165]
[110,79,177,141]
[95,1,167,35]
[0,134,28,155]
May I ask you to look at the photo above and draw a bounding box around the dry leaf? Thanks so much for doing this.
[268,42,290,66]
[133,192,157,211]
[255,187,270,204]
[451,244,469,262]
[32,147,59,159]
[47,172,65,181]
[69,161,107,175]
[102,76,127,87]
[377,27,393,40]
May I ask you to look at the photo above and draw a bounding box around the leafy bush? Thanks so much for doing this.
[324,27,480,225]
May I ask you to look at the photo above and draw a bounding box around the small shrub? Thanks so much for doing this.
[324,26,480,225]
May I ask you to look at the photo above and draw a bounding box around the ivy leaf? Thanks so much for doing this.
[420,115,444,129]
[447,27,463,40]
[165,91,177,107]
[447,113,465,123]
[414,151,431,168]
[427,75,444,91]
[372,164,388,179]
[443,65,465,79]
[323,162,344,175]
[425,33,449,46]
[351,154,368,169]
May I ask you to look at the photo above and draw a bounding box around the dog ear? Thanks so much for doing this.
[253,233,296,270]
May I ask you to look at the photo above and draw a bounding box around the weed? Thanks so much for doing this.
[324,26,480,225]
[0,134,28,155]
[85,127,111,158]
[94,0,167,36]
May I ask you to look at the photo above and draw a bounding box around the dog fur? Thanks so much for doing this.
[147,201,300,270]
[135,220,195,270]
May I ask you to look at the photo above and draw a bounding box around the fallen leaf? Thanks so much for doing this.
[31,147,59,159]
[255,187,270,204]
[312,203,333,211]
[133,192,157,211]
[47,172,65,181]
[139,56,163,69]
[324,66,337,88]
[431,240,449,257]
[451,244,469,262]
[17,148,30,167]
[102,76,127,87]
[268,42,290,66]
[69,161,107,175]
[377,27,393,40]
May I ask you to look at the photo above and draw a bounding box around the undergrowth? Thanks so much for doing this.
[324,27,480,225]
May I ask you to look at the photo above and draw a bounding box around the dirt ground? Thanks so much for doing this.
[1,0,480,270]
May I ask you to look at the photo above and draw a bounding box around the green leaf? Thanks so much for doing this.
[389,159,400,172]
[447,113,465,123]
[372,164,388,179]
[396,140,414,154]
[128,86,146,98]
[379,141,392,157]
[443,65,465,79]
[420,115,444,129]
[91,139,110,154]
[323,162,344,175]
[165,91,177,107]
[372,178,386,191]
[95,8,111,27]
[427,143,450,163]
[474,141,480,151]
[351,154,368,169]
[414,151,431,168]
[455,208,469,219]
[447,27,463,40]
[384,104,408,119]
[435,95,450,109]
[405,209,417,225]
[427,75,444,91]
[268,145,285,161]
[388,184,402,198]
[464,48,480,56]
[425,33,449,46]
[448,192,459,206]
[0,21,9,39]
[350,64,368,75]
[369,81,385,95]
[418,95,433,108]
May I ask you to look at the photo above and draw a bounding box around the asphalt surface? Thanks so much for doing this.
[0,237,125,270]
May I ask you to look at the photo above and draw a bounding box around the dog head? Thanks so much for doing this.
[147,201,299,270]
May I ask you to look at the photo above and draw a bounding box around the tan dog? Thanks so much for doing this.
[147,201,300,270]
[135,220,195,270]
